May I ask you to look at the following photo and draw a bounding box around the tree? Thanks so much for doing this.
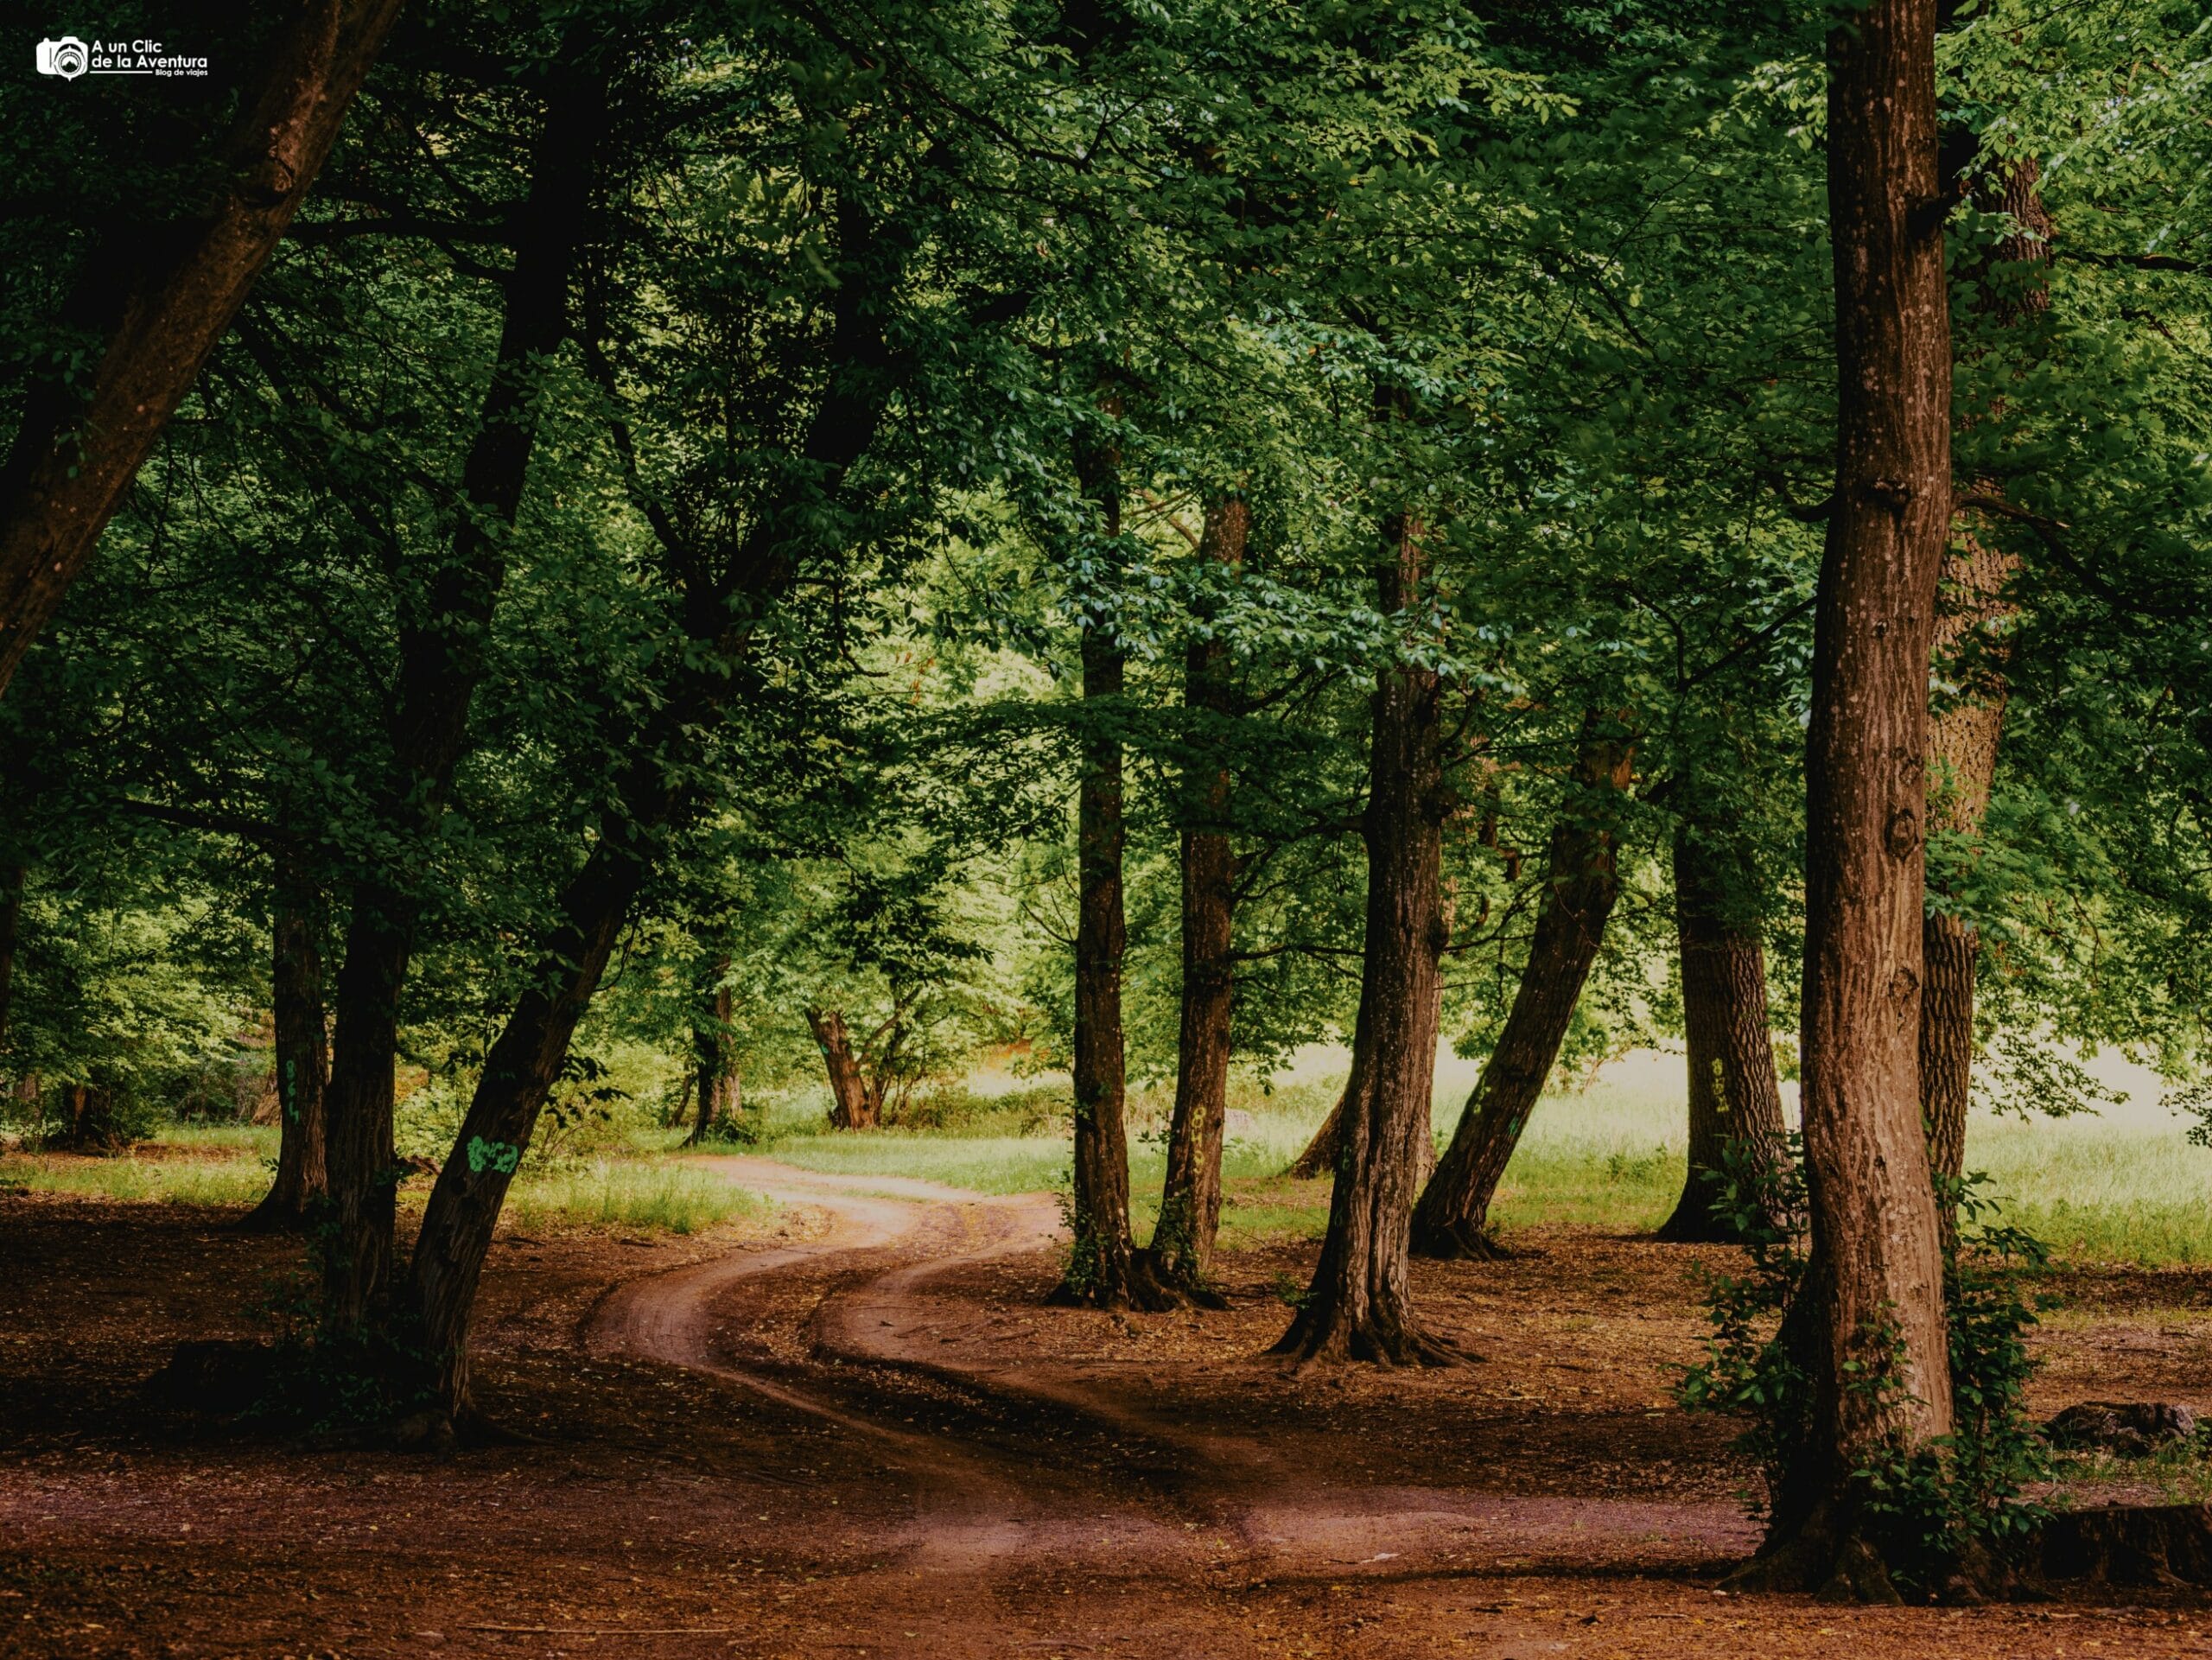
[0,0,405,696]
[1273,497,1459,1364]
[1411,718,1634,1259]
[1738,0,1957,1596]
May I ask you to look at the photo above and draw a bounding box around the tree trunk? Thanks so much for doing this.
[408,836,646,1419]
[1655,830,1789,1243]
[1150,494,1249,1296]
[242,874,330,1231]
[1739,0,1955,1596]
[808,1007,881,1130]
[321,75,607,1332]
[1921,159,2048,1200]
[1272,507,1456,1364]
[0,862,22,1065]
[1410,722,1632,1260]
[688,964,741,1146]
[0,0,406,697]
[400,178,910,1428]
[1053,404,1175,1312]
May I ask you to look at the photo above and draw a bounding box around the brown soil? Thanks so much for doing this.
[3,1162,2211,1658]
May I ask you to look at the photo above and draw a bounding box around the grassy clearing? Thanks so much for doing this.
[734,1056,2212,1268]
[11,1050,2209,1263]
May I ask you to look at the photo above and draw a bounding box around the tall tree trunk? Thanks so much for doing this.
[1054,405,1174,1311]
[808,1007,882,1130]
[1410,722,1631,1260]
[1272,508,1456,1364]
[1921,159,2048,1199]
[0,0,406,697]
[1150,493,1249,1296]
[0,862,22,1065]
[1655,830,1789,1243]
[1742,0,1955,1597]
[321,75,606,1332]
[688,963,741,1146]
[402,176,911,1428]
[242,873,330,1231]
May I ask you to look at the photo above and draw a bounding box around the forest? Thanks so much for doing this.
[3,0,2212,1652]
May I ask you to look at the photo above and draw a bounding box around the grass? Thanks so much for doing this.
[503,1160,772,1236]
[10,1050,2210,1265]
[0,1129,770,1237]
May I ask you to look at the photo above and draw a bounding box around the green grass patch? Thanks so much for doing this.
[0,1148,272,1206]
[503,1160,772,1236]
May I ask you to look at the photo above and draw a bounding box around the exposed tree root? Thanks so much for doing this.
[1408,1217,1515,1262]
[1046,1252,1191,1313]
[1268,1305,1472,1369]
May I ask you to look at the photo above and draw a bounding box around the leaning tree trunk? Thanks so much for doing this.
[403,181,908,1431]
[688,964,741,1146]
[242,875,330,1231]
[1273,506,1456,1364]
[321,75,606,1332]
[1150,493,1249,1296]
[1922,157,2048,1202]
[807,1008,882,1130]
[0,0,405,697]
[1738,0,1956,1600]
[1655,830,1789,1243]
[1410,722,1631,1260]
[1287,1087,1347,1180]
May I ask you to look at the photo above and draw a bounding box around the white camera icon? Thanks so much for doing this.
[36,36,89,79]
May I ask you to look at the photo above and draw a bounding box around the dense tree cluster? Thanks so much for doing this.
[3,0,2209,1597]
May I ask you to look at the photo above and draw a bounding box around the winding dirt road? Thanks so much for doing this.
[586,1158,1759,1585]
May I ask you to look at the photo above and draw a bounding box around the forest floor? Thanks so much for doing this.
[4,1161,2212,1658]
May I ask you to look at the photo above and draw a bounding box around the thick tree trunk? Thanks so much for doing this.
[1921,160,2047,1199]
[1151,494,1248,1296]
[1273,510,1456,1364]
[1739,0,1955,1597]
[56,1084,123,1151]
[321,77,605,1332]
[688,965,741,1145]
[1655,830,1789,1243]
[0,0,406,696]
[808,1007,882,1130]
[1410,722,1631,1260]
[242,875,330,1231]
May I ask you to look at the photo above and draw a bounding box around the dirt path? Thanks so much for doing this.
[588,1159,1760,1583]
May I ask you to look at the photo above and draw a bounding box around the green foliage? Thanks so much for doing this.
[1681,1140,2051,1586]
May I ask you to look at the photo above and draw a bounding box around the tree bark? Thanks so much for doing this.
[1409,721,1631,1260]
[1921,159,2048,1199]
[1150,493,1248,1296]
[242,872,330,1231]
[1655,830,1789,1243]
[688,963,741,1145]
[1739,0,1955,1595]
[808,1007,882,1130]
[321,73,606,1332]
[0,0,407,697]
[1272,507,1456,1364]
[0,862,22,1064]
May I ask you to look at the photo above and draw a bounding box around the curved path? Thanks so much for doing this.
[585,1156,1758,1580]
